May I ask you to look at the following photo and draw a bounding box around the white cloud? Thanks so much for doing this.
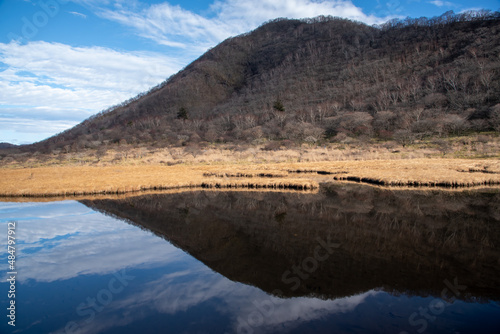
[68,11,88,19]
[97,0,393,52]
[50,263,380,334]
[0,201,187,282]
[97,2,231,51]
[0,117,77,144]
[0,41,182,104]
[0,41,184,143]
[459,7,484,13]
[214,0,384,25]
[70,277,380,334]
[0,107,86,143]
[428,0,455,7]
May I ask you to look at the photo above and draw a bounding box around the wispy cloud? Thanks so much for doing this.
[96,0,395,52]
[0,41,182,96]
[57,272,381,334]
[428,0,455,7]
[0,41,184,142]
[0,201,185,282]
[68,11,88,19]
[0,116,78,144]
[459,7,484,13]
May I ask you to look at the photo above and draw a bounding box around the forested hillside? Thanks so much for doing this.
[12,11,500,154]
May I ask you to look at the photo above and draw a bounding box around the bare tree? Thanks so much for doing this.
[394,129,415,147]
[490,104,500,131]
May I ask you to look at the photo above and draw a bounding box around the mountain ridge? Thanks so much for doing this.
[5,10,500,155]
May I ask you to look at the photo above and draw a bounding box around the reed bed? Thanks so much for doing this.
[203,171,288,178]
[0,165,317,198]
[288,169,349,175]
[3,187,319,203]
[332,176,500,188]
[0,159,499,198]
[302,159,500,188]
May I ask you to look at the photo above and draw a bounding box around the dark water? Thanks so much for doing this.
[1,184,500,334]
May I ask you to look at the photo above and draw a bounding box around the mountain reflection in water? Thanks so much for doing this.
[82,184,500,301]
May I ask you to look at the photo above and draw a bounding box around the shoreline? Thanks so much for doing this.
[1,159,499,199]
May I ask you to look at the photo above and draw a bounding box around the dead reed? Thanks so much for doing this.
[0,165,317,198]
[0,159,499,198]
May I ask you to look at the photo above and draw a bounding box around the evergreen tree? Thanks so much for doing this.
[177,107,189,120]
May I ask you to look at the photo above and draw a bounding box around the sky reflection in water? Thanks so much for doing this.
[0,196,499,334]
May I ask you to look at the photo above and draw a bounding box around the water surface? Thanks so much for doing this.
[1,184,499,333]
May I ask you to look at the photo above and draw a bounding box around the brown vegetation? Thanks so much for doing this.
[1,11,499,159]
[0,165,318,198]
[1,132,499,168]
[1,159,499,198]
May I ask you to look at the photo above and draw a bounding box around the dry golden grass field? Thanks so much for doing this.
[1,159,499,198]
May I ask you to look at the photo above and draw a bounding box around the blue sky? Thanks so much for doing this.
[0,0,498,144]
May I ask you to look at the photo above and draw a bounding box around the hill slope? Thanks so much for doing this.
[22,11,500,153]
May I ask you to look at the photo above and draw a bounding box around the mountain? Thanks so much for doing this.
[0,143,18,149]
[82,186,500,300]
[22,11,500,153]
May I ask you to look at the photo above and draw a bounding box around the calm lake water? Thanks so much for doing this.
[1,184,500,334]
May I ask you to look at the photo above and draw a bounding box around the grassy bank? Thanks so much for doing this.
[2,134,499,169]
[1,159,499,198]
